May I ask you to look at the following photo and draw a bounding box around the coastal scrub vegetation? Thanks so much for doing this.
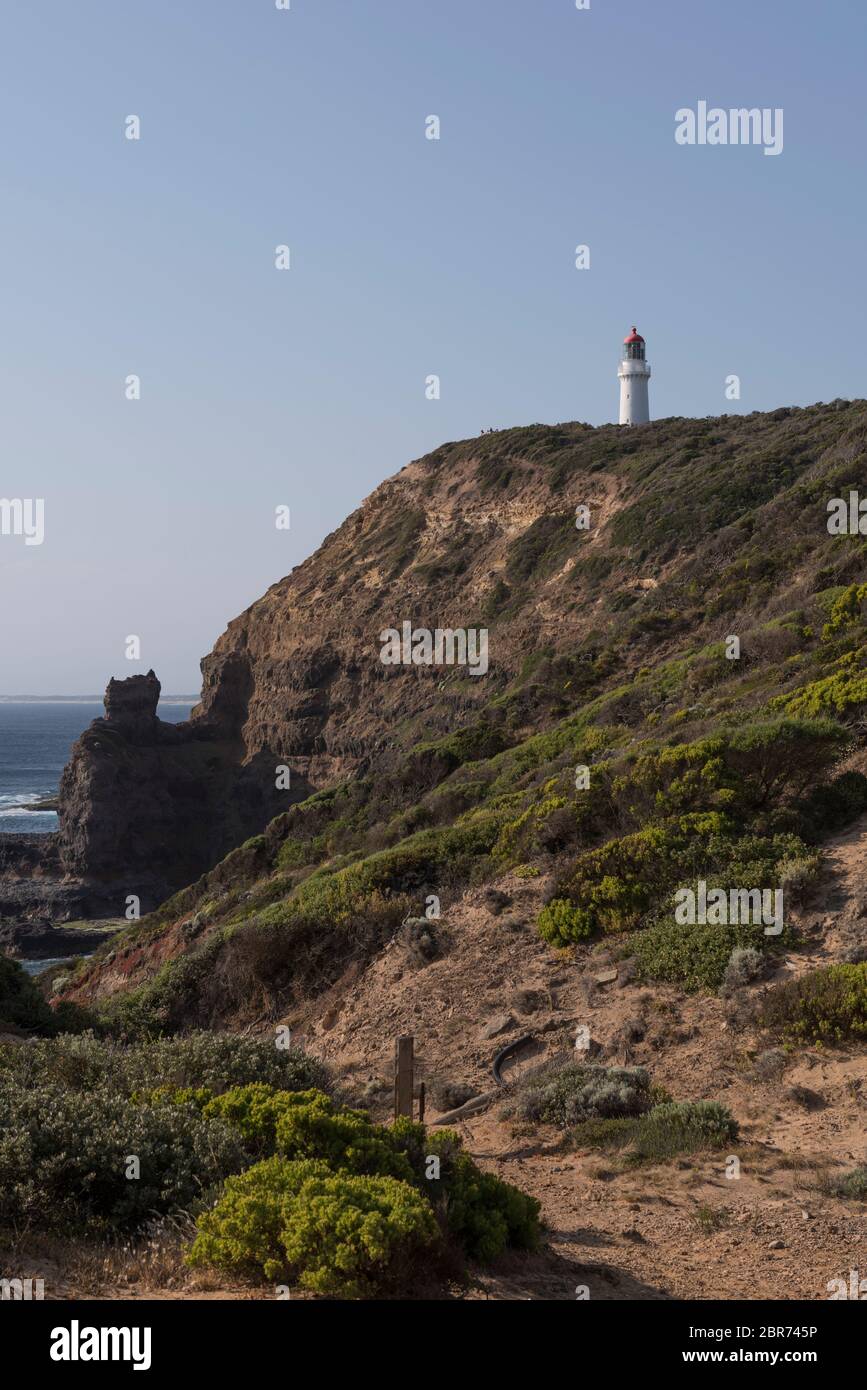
[0,1033,539,1297]
[57,704,867,1029]
[187,1089,540,1291]
[0,955,87,1034]
[759,962,867,1044]
[568,1101,738,1167]
[500,1059,738,1168]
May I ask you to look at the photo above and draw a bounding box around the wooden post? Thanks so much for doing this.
[394,1035,414,1120]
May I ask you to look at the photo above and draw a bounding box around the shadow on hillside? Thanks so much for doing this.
[463,1247,674,1301]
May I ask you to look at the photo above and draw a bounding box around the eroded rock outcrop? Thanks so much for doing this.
[51,670,311,913]
[0,670,312,930]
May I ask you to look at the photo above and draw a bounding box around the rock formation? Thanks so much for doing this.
[53,668,313,913]
[1,668,312,930]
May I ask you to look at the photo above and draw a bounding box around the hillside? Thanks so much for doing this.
[24,400,867,1298]
[52,398,867,1015]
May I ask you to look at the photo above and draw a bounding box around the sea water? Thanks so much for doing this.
[0,701,194,835]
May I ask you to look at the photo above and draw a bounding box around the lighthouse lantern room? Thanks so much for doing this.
[618,326,651,425]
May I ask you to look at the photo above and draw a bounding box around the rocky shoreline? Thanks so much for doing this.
[6,794,59,813]
[0,831,128,958]
[1,918,123,962]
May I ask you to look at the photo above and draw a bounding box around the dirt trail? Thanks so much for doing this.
[775,810,867,980]
[816,813,867,945]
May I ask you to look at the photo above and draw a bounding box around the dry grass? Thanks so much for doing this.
[0,1215,255,1299]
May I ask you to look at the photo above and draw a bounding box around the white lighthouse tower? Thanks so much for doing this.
[618,326,651,425]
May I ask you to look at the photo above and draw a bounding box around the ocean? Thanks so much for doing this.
[0,701,195,836]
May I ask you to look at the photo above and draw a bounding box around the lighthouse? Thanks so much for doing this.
[618,326,651,425]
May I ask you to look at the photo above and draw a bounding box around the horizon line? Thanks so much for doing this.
[0,695,199,704]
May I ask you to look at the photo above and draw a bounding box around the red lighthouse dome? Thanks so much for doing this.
[622,326,646,362]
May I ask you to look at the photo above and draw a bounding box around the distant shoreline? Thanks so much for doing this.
[0,697,198,705]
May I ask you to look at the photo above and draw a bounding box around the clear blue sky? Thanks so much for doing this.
[1,0,863,694]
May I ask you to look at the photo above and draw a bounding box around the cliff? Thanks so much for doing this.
[42,397,867,1028]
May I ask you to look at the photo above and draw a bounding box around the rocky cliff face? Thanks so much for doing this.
[8,401,867,928]
[190,399,867,768]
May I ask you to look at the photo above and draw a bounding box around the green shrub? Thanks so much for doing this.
[570,1101,737,1164]
[0,956,58,1032]
[532,724,834,949]
[555,824,693,934]
[382,1119,540,1261]
[264,817,503,934]
[190,1158,439,1296]
[0,1030,329,1098]
[493,789,581,866]
[204,1086,412,1179]
[435,1150,541,1261]
[200,1082,292,1152]
[188,1156,328,1277]
[187,1150,439,1289]
[187,1099,540,1291]
[502,1060,651,1128]
[411,723,510,776]
[760,963,867,1043]
[0,1083,245,1232]
[0,1035,329,1238]
[201,1087,541,1265]
[830,1166,867,1200]
[797,771,867,841]
[775,853,821,904]
[280,1171,441,1297]
[390,1120,539,1258]
[820,582,867,640]
[774,653,867,718]
[550,812,774,939]
[537,898,594,946]
[724,718,845,805]
[627,1101,738,1161]
[634,920,784,993]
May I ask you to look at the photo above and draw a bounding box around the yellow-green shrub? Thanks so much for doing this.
[538,897,594,946]
[188,1157,438,1295]
[760,963,867,1043]
[203,1085,412,1178]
